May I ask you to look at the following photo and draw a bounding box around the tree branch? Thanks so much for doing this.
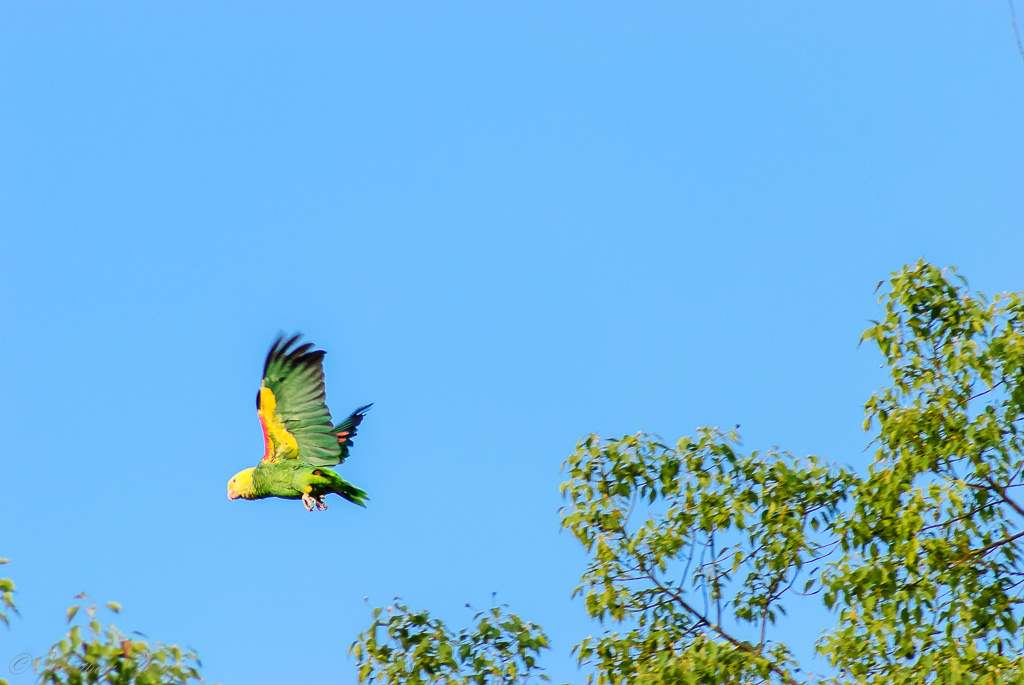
[641,568,802,685]
[953,529,1024,566]
[988,477,1024,519]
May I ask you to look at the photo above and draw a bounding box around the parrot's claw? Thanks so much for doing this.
[302,494,316,512]
[315,497,328,511]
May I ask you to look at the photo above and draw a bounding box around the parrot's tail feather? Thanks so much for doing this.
[334,403,372,435]
[335,482,369,508]
[333,404,372,461]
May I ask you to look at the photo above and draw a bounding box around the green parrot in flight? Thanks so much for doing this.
[227,334,371,512]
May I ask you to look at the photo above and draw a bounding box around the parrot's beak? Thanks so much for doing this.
[227,491,236,501]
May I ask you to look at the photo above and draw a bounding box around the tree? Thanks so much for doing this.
[0,571,207,685]
[821,261,1024,683]
[352,260,1024,684]
[34,597,206,685]
[351,602,549,684]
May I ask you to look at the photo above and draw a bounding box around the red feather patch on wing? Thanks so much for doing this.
[260,412,274,460]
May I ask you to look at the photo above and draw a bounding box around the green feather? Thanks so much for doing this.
[250,460,369,507]
[233,334,371,511]
[263,334,343,467]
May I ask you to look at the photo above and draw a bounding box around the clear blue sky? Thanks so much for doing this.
[2,2,1022,684]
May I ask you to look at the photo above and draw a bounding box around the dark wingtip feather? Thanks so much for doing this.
[264,333,305,375]
[264,333,316,379]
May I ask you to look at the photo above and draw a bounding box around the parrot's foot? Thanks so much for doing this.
[302,493,316,512]
[315,496,328,511]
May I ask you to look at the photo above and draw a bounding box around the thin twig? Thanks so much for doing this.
[681,537,696,586]
[710,532,722,627]
[952,529,1024,566]
[1011,0,1024,64]
[956,379,1005,409]
[623,490,637,526]
[972,476,1024,519]
[995,481,1024,519]
[642,569,802,685]
[698,538,710,618]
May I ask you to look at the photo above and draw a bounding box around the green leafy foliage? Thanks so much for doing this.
[354,260,1024,684]
[0,558,16,685]
[34,595,207,685]
[821,260,1024,683]
[561,429,854,685]
[0,558,16,629]
[350,601,550,684]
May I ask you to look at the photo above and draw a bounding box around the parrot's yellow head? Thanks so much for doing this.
[227,468,256,501]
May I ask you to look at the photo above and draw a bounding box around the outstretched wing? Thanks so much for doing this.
[257,335,344,467]
[334,404,373,464]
